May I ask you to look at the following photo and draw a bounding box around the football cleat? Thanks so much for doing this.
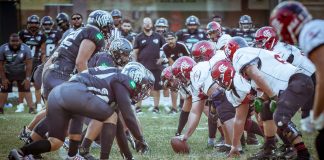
[18,126,31,143]
[8,149,25,160]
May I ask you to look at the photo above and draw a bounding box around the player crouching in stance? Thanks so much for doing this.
[211,59,264,158]
[225,36,313,159]
[8,62,153,160]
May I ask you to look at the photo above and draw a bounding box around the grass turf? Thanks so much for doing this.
[0,105,319,160]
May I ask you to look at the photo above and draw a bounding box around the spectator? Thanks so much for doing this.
[162,32,190,113]
[0,33,34,114]
[61,13,84,41]
[133,17,166,113]
[121,19,137,44]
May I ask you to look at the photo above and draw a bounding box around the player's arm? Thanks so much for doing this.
[75,39,96,72]
[112,82,143,141]
[243,64,276,98]
[309,45,324,118]
[183,98,206,140]
[231,103,249,149]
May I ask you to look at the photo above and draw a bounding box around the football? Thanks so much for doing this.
[170,136,190,154]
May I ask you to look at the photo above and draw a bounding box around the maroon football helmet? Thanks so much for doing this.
[161,66,180,91]
[171,56,196,85]
[224,37,248,61]
[206,21,222,42]
[191,40,215,62]
[211,59,235,90]
[255,26,279,50]
[269,1,312,45]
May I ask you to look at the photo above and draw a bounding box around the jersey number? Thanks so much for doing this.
[274,54,287,64]
[46,44,56,57]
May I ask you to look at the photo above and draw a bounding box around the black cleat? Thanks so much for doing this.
[8,149,24,160]
[29,108,36,114]
[246,133,259,145]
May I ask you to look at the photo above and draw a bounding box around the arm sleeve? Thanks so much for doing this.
[112,82,143,141]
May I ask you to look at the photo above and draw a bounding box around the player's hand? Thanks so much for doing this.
[156,58,164,65]
[176,134,188,141]
[227,146,241,158]
[21,79,30,89]
[269,95,278,112]
[135,139,149,154]
[1,78,10,90]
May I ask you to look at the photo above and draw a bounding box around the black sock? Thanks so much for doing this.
[316,129,324,160]
[100,123,117,159]
[179,99,184,108]
[68,139,80,157]
[20,139,51,155]
[80,138,93,154]
[116,119,133,159]
[176,111,189,134]
[208,116,217,139]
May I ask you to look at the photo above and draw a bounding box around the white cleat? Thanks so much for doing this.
[15,103,25,113]
[36,103,43,113]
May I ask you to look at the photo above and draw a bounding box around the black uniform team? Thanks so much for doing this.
[1,2,323,160]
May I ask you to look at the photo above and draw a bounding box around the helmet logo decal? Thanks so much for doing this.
[180,61,190,71]
[270,18,282,35]
[199,45,207,54]
[129,68,143,83]
[263,30,272,38]
[129,80,136,89]
[218,64,228,73]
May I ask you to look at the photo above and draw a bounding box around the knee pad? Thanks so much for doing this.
[33,118,49,139]
[104,112,118,125]
[278,121,301,143]
[260,101,273,121]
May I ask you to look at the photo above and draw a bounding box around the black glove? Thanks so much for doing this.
[135,139,149,154]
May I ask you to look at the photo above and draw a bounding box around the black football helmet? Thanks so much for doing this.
[41,16,54,33]
[87,10,113,32]
[239,15,253,31]
[27,15,40,31]
[56,12,69,25]
[121,62,154,103]
[109,38,133,67]
[185,15,200,26]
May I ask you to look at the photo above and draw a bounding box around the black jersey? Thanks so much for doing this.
[121,31,137,43]
[53,25,105,73]
[69,66,134,104]
[88,52,115,68]
[231,28,257,46]
[18,29,46,59]
[44,29,62,57]
[176,28,207,51]
[162,42,190,61]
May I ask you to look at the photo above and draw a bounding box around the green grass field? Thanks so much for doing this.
[0,105,319,160]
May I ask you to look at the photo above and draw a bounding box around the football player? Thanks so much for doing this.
[225,37,313,159]
[232,15,257,46]
[18,15,46,114]
[270,2,324,158]
[8,62,152,160]
[176,15,207,52]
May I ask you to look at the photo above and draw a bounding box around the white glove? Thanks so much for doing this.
[300,112,315,133]
[312,112,324,130]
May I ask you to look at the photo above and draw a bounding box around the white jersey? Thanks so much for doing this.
[216,34,232,50]
[189,50,227,101]
[273,42,315,76]
[232,47,302,95]
[225,74,253,107]
[299,20,324,57]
